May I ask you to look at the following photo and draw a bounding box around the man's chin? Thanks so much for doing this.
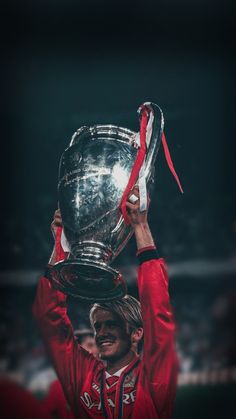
[99,350,115,360]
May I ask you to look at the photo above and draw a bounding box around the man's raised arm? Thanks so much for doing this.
[126,188,178,419]
[33,210,97,414]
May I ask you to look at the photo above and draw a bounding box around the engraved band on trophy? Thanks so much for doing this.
[49,102,164,301]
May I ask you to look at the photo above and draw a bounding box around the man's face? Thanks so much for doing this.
[92,309,132,361]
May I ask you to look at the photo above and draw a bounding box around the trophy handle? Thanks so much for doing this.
[138,102,164,182]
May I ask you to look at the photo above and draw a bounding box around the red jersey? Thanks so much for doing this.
[43,379,75,419]
[33,256,178,419]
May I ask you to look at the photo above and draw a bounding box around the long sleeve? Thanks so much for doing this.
[138,257,178,419]
[33,275,98,415]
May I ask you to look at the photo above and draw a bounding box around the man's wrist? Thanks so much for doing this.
[133,222,155,250]
[136,246,159,264]
[133,221,149,231]
[136,245,156,255]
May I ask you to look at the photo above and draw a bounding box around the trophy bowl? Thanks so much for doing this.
[49,102,164,301]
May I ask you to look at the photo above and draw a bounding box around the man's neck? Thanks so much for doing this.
[106,350,137,375]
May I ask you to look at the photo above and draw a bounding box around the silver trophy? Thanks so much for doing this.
[49,102,164,301]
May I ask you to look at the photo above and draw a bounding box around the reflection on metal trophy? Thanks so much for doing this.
[49,102,164,301]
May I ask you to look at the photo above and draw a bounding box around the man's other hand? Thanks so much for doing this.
[51,209,63,238]
[126,186,149,228]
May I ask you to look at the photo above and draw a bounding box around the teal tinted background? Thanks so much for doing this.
[2,5,235,268]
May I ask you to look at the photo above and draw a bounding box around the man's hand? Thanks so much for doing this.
[49,209,68,265]
[51,209,63,238]
[126,187,155,250]
[126,186,149,227]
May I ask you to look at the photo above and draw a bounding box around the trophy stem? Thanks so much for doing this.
[71,241,113,264]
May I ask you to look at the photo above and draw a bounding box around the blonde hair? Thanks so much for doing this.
[89,295,143,352]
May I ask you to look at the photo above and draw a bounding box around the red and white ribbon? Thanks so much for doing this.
[138,110,154,212]
[61,228,71,252]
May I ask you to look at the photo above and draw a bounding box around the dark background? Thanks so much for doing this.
[1,0,236,269]
[0,1,236,418]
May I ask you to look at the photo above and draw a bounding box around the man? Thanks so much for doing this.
[33,187,178,418]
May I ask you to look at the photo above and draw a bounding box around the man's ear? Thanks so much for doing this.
[131,327,143,345]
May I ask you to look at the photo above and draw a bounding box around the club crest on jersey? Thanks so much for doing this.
[124,371,136,388]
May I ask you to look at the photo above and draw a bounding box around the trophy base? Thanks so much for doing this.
[48,259,127,302]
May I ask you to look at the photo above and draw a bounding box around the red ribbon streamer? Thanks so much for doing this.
[119,106,149,225]
[55,226,66,262]
[119,107,184,226]
[161,132,184,194]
